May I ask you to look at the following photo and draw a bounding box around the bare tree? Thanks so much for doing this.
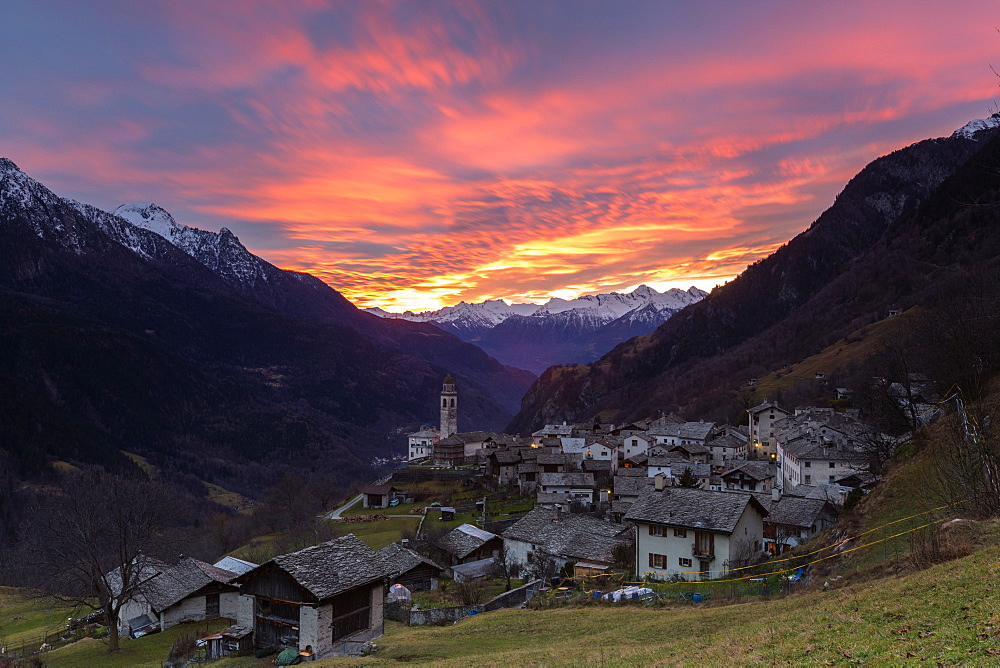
[12,472,176,652]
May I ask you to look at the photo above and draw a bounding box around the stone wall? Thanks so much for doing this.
[388,579,543,626]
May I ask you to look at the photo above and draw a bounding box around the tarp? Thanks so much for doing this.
[602,586,653,602]
[276,648,302,666]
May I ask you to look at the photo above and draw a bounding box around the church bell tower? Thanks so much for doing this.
[440,374,458,438]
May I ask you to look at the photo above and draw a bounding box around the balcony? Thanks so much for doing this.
[692,546,715,559]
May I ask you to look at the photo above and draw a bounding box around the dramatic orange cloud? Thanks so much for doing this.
[2,1,999,312]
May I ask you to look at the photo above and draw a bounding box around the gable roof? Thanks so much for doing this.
[361,484,396,495]
[765,496,838,529]
[721,460,776,481]
[501,507,630,564]
[437,524,498,559]
[624,487,768,533]
[144,557,238,612]
[614,474,653,498]
[377,542,444,578]
[261,534,388,601]
[213,556,258,576]
[539,472,596,488]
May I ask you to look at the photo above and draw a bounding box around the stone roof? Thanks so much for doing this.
[490,449,521,465]
[786,483,848,503]
[765,497,837,529]
[265,534,388,601]
[781,436,865,462]
[670,442,710,455]
[377,542,443,578]
[145,557,238,612]
[647,453,688,467]
[721,460,775,481]
[671,462,712,478]
[678,422,716,441]
[539,472,596,488]
[582,459,612,473]
[536,452,567,465]
[709,432,747,449]
[624,487,768,533]
[614,474,653,498]
[437,524,498,560]
[749,401,788,415]
[559,437,588,454]
[501,507,629,564]
[536,492,572,504]
[361,484,396,495]
[408,428,439,439]
[518,461,540,474]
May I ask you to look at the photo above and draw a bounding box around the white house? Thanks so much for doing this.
[620,434,651,459]
[625,480,769,580]
[407,428,439,461]
[747,401,790,459]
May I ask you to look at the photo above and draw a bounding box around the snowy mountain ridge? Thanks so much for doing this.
[366,284,708,373]
[951,113,1000,139]
[367,285,706,327]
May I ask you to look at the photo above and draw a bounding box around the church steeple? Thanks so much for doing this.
[440,374,458,438]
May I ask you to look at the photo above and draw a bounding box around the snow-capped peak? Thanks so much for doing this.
[113,202,181,240]
[952,113,1000,139]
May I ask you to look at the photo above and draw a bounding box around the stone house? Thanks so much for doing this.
[748,401,791,458]
[760,495,839,554]
[235,534,388,659]
[117,557,242,637]
[720,460,777,493]
[436,524,502,567]
[501,506,632,576]
[625,480,769,580]
[377,542,444,591]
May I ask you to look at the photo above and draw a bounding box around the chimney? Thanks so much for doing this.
[771,487,780,502]
[401,538,409,546]
[554,504,562,520]
[654,473,666,491]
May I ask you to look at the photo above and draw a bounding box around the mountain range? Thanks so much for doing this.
[367,285,707,374]
[0,158,534,495]
[508,115,1000,433]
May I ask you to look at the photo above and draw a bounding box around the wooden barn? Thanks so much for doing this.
[235,534,389,659]
[377,542,444,591]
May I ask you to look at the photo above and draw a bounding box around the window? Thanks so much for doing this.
[805,475,811,484]
[648,525,666,537]
[673,528,687,538]
[693,531,714,557]
[678,558,692,567]
[648,553,668,569]
[829,462,835,468]
[804,461,811,468]
[828,476,835,483]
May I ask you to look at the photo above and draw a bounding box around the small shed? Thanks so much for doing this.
[199,625,253,660]
[451,558,497,583]
[361,485,399,509]
[377,542,444,592]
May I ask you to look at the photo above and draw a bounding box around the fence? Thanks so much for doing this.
[386,579,543,626]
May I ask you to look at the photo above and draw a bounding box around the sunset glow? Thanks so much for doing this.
[2,1,998,311]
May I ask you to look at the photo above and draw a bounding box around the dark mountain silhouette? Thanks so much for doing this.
[508,122,1000,433]
[0,159,533,495]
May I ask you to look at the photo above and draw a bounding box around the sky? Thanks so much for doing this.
[1,1,999,312]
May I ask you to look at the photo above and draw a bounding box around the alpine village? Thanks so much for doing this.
[3,4,1000,667]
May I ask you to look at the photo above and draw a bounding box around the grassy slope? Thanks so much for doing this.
[42,618,231,667]
[748,313,909,401]
[0,588,78,647]
[321,543,1000,666]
